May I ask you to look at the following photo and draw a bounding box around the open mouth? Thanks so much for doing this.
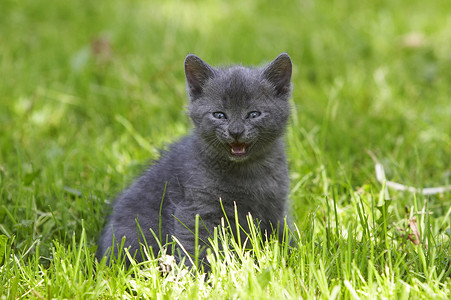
[230,143,247,157]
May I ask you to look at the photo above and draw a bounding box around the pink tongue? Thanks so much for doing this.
[231,143,246,156]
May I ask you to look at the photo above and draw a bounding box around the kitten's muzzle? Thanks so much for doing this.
[228,124,245,140]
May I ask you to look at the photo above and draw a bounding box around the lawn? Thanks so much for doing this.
[1,0,450,298]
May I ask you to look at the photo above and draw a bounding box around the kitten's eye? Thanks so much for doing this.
[247,111,261,119]
[213,112,227,119]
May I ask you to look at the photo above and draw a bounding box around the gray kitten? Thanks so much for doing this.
[97,53,292,267]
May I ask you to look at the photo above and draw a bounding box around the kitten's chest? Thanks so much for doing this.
[180,165,288,215]
[189,162,285,189]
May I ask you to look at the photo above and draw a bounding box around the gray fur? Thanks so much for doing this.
[97,53,293,266]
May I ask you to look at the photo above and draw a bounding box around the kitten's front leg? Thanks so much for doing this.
[171,193,222,269]
[172,210,212,266]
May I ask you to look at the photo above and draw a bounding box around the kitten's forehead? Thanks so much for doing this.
[206,66,265,107]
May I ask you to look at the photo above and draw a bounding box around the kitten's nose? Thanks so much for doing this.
[228,124,245,140]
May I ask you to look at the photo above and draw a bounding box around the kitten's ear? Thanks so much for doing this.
[262,53,292,96]
[184,54,215,99]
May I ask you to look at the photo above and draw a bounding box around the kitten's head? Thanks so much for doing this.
[185,53,292,162]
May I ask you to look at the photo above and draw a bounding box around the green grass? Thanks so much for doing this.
[1,0,450,298]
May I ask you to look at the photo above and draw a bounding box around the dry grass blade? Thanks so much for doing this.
[367,150,451,196]
[407,218,420,246]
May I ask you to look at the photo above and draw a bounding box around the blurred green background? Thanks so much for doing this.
[0,0,450,257]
